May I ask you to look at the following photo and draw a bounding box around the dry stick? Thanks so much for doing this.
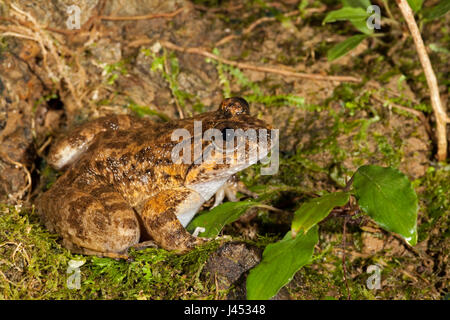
[41,7,183,35]
[193,3,244,13]
[370,94,432,136]
[0,151,32,202]
[216,10,300,47]
[254,204,285,213]
[99,7,184,21]
[1,5,84,115]
[216,6,327,47]
[395,0,449,161]
[160,41,362,83]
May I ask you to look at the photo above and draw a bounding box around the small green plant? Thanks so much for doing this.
[208,48,308,109]
[144,48,194,117]
[123,99,170,121]
[102,60,128,85]
[188,164,419,300]
[323,0,377,61]
[323,0,450,61]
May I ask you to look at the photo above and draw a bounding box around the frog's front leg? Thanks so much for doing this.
[141,188,207,254]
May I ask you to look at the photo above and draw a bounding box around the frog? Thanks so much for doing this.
[37,97,274,258]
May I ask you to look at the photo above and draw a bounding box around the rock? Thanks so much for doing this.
[0,52,43,203]
[89,38,122,64]
[361,232,385,255]
[201,241,262,299]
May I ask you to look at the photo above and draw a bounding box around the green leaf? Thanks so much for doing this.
[327,34,368,61]
[342,0,371,9]
[333,2,374,35]
[422,0,450,20]
[353,165,419,246]
[407,0,424,13]
[323,7,369,24]
[186,200,256,238]
[429,43,450,55]
[291,192,350,237]
[349,18,374,35]
[246,226,318,300]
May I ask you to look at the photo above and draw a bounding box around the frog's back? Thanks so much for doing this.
[47,114,153,170]
[50,115,186,204]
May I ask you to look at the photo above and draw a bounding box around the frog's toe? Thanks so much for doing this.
[212,178,257,208]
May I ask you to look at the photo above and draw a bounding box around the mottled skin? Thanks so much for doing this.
[37,98,272,258]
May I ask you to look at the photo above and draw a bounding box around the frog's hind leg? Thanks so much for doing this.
[39,184,140,258]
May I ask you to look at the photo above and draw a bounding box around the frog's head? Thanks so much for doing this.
[176,97,276,200]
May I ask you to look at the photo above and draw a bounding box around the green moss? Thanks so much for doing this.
[0,205,226,299]
[416,165,450,242]
[0,205,72,299]
[39,162,60,191]
[373,133,402,167]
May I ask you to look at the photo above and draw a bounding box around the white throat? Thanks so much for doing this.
[188,177,229,202]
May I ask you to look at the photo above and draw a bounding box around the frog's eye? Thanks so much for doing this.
[219,97,250,117]
[221,128,234,142]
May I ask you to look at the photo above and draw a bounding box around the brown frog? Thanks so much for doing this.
[37,97,273,258]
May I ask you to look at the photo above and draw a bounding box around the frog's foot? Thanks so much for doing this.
[141,188,207,254]
[212,178,258,208]
[39,183,140,258]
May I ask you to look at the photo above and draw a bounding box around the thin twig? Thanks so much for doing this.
[343,175,354,192]
[216,10,299,47]
[193,3,244,13]
[253,204,285,213]
[37,137,52,157]
[370,94,432,136]
[0,151,32,202]
[99,7,184,21]
[3,4,81,110]
[35,6,183,35]
[395,0,448,161]
[0,270,19,287]
[160,41,362,83]
[0,31,37,42]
